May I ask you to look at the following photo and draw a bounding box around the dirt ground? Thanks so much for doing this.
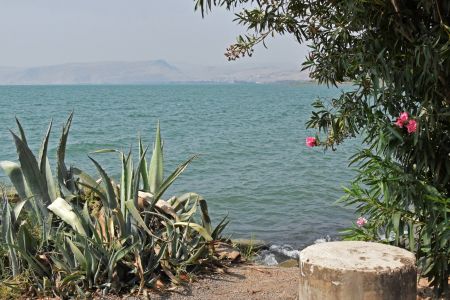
[138,265,299,300]
[130,265,443,300]
[32,264,447,300]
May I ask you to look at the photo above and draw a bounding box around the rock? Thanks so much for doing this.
[278,259,299,268]
[213,242,241,261]
[299,241,416,300]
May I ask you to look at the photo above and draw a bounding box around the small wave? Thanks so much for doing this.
[255,244,300,266]
[313,234,332,244]
[261,253,278,266]
[255,236,341,266]
[269,244,300,259]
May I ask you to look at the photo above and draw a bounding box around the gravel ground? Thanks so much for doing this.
[145,265,299,300]
[31,264,447,300]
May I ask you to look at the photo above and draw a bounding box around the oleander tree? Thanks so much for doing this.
[195,0,449,296]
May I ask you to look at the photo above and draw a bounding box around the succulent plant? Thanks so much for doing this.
[0,114,228,297]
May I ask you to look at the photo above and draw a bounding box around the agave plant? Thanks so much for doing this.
[0,115,228,297]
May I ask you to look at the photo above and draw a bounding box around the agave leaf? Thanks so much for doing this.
[55,235,76,269]
[72,167,106,195]
[185,244,207,265]
[198,197,212,235]
[146,243,167,274]
[77,181,108,206]
[16,222,37,257]
[112,208,126,237]
[128,156,135,200]
[134,147,148,203]
[15,116,28,143]
[83,238,93,282]
[50,256,71,272]
[178,198,198,221]
[173,222,213,241]
[211,214,229,240]
[13,199,28,221]
[126,149,149,234]
[176,224,191,259]
[170,192,200,212]
[152,155,198,209]
[1,197,20,276]
[120,153,128,217]
[38,120,58,201]
[60,271,85,287]
[10,129,51,219]
[66,238,87,269]
[0,161,29,200]
[57,112,74,193]
[125,200,160,239]
[149,121,164,195]
[47,197,87,236]
[107,242,138,284]
[8,243,49,277]
[139,136,150,192]
[89,156,117,210]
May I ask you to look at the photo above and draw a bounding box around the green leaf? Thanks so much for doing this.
[174,222,213,241]
[15,116,28,144]
[10,129,50,220]
[0,161,29,201]
[392,212,401,245]
[72,167,106,195]
[89,156,118,210]
[149,121,164,195]
[152,155,197,208]
[67,238,87,269]
[8,243,49,277]
[408,221,415,252]
[17,222,37,256]
[1,197,20,276]
[107,242,138,284]
[57,112,74,193]
[38,120,58,201]
[125,199,156,238]
[47,197,87,236]
[139,136,150,192]
[120,152,129,218]
[199,197,212,235]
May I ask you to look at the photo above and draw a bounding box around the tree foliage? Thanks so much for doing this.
[195,0,450,296]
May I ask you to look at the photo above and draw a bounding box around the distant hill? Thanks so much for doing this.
[0,60,186,85]
[0,60,309,85]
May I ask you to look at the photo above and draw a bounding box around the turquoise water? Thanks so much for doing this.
[0,83,358,248]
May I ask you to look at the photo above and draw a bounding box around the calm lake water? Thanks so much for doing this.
[0,83,359,249]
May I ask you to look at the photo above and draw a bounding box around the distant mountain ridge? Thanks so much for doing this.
[0,60,309,84]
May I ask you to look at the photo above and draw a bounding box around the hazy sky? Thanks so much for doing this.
[0,0,308,68]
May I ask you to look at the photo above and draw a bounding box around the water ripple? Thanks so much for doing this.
[0,83,358,248]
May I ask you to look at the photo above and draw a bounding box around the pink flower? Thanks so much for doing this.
[406,119,417,133]
[306,137,317,147]
[356,217,367,227]
[394,118,404,128]
[394,112,409,128]
[399,112,409,123]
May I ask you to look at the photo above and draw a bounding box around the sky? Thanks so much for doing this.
[0,0,308,69]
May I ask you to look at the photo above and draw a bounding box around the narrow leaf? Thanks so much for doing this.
[149,121,164,194]
[89,156,117,210]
